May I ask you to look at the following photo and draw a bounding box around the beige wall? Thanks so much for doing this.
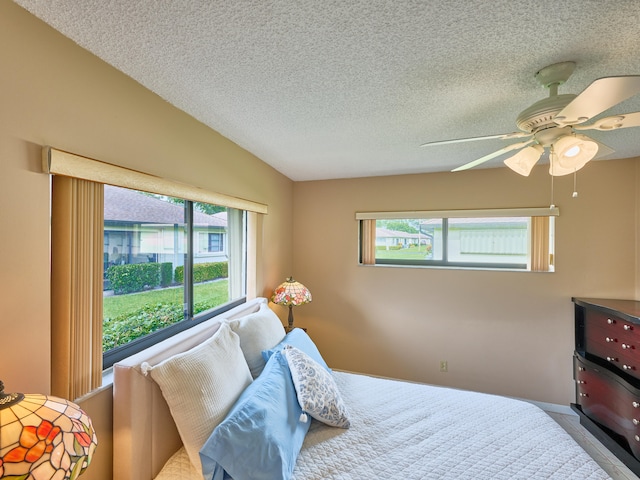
[637,164,640,299]
[3,2,640,479]
[292,159,639,405]
[0,3,292,479]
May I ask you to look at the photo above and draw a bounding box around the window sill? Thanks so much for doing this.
[358,262,554,273]
[102,367,114,387]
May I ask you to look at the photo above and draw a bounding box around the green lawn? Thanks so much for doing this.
[376,246,432,260]
[104,279,229,319]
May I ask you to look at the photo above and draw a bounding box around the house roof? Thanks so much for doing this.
[15,1,640,181]
[376,228,420,239]
[104,185,226,227]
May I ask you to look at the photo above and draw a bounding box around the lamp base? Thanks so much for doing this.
[287,305,294,331]
[285,305,306,332]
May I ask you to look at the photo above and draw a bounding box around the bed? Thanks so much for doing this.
[113,297,610,480]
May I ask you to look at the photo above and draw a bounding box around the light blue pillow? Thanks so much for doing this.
[199,351,310,480]
[261,328,331,372]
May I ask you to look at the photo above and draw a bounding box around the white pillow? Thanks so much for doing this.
[144,323,252,473]
[282,345,350,428]
[226,302,286,378]
[154,447,201,480]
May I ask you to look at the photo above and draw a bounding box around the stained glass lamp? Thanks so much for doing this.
[271,277,312,332]
[0,380,97,480]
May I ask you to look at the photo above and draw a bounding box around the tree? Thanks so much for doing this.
[194,202,225,215]
[379,220,418,233]
[140,192,225,214]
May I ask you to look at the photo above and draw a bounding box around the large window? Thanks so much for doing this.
[47,147,267,398]
[102,185,247,368]
[358,208,557,271]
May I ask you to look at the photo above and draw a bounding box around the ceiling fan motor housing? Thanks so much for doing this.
[516,94,576,134]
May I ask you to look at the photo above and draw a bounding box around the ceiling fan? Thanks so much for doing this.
[421,62,640,176]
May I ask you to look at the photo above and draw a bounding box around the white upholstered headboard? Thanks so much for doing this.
[112,297,268,480]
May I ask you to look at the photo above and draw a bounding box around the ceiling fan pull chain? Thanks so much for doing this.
[573,170,578,198]
[549,148,556,209]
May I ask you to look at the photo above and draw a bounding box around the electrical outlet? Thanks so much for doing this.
[440,360,448,372]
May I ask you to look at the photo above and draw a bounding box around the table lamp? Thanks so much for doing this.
[271,277,312,332]
[0,380,97,479]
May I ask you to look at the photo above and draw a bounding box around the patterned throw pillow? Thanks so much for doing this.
[282,345,350,428]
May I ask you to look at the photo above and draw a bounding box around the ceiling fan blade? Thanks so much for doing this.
[573,111,640,131]
[420,131,531,147]
[451,139,533,172]
[555,76,640,125]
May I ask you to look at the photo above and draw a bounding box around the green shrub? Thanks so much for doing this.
[106,263,161,294]
[160,262,173,287]
[175,261,228,284]
[103,302,182,351]
[102,298,219,351]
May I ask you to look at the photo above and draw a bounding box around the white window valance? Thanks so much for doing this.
[43,147,268,214]
[355,207,559,220]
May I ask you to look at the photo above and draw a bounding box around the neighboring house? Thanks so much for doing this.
[420,217,529,262]
[104,185,227,277]
[375,227,429,248]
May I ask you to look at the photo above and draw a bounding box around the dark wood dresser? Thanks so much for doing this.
[572,297,640,476]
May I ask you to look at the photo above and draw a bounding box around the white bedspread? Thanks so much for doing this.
[156,371,611,480]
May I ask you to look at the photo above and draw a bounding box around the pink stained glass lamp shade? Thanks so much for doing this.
[0,381,97,480]
[271,277,312,331]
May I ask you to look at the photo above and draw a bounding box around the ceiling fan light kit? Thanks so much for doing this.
[422,61,640,184]
[503,144,544,176]
[552,134,599,175]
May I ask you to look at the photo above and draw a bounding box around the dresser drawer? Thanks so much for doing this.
[575,354,640,459]
[584,310,640,380]
[586,310,640,345]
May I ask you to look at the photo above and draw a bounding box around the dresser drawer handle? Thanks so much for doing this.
[607,356,619,362]
[633,401,640,408]
[623,343,635,350]
[578,366,586,371]
[579,393,589,397]
[606,337,617,343]
[576,380,586,384]
[624,365,636,371]
[625,324,634,331]
[608,318,616,324]
[636,435,640,442]
[634,419,640,425]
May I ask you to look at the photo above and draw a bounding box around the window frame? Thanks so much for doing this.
[357,207,558,271]
[102,196,248,369]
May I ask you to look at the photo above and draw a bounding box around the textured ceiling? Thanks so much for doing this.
[13,0,640,181]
